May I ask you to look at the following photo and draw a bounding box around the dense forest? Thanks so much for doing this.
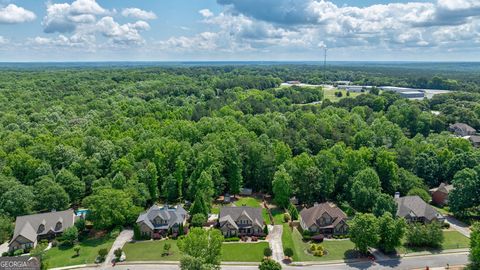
[0,64,480,238]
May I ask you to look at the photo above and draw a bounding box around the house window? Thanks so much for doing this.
[38,224,45,234]
[55,222,62,231]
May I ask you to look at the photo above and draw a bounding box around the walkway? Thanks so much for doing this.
[445,216,471,238]
[0,242,8,255]
[103,229,133,267]
[267,225,284,264]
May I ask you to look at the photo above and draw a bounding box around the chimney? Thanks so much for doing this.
[394,192,400,199]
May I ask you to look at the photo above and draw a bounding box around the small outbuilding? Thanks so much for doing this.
[430,183,454,207]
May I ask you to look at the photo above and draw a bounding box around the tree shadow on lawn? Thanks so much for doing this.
[57,236,110,251]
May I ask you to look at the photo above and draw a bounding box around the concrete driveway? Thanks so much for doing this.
[445,216,471,238]
[267,225,284,263]
[103,229,133,267]
[0,242,9,255]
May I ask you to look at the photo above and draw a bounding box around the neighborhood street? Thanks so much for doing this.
[94,252,469,270]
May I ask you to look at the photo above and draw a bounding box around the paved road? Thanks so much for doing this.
[103,229,133,267]
[94,252,468,270]
[445,216,471,238]
[268,225,284,263]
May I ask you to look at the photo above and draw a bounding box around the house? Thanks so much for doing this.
[395,196,445,223]
[430,183,454,206]
[469,135,480,148]
[136,205,188,238]
[218,206,264,237]
[299,202,349,236]
[449,123,476,137]
[239,188,253,196]
[9,209,76,251]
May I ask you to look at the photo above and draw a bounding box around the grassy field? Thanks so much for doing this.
[44,236,115,268]
[323,89,362,102]
[397,230,470,254]
[281,224,355,262]
[124,239,268,262]
[221,242,269,262]
[123,239,182,261]
[271,208,286,225]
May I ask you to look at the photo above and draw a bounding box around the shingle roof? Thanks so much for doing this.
[449,123,476,134]
[395,196,444,221]
[136,205,188,230]
[430,183,454,194]
[300,202,347,228]
[219,206,264,228]
[10,209,76,244]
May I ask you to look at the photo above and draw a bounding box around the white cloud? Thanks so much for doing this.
[199,9,214,18]
[0,4,36,24]
[122,8,157,20]
[158,32,219,51]
[96,17,150,45]
[0,36,8,44]
[43,0,107,33]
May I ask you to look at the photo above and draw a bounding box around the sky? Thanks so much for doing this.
[0,0,479,61]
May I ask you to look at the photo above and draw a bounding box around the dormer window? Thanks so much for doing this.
[55,221,62,231]
[38,224,45,233]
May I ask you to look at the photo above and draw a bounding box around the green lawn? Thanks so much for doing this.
[124,239,268,262]
[271,208,286,225]
[234,197,262,208]
[221,242,269,262]
[44,236,115,268]
[324,89,362,102]
[397,230,470,254]
[123,239,182,261]
[281,224,355,262]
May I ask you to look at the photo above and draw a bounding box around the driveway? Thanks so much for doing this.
[0,242,8,255]
[267,225,284,263]
[445,216,471,238]
[103,229,133,267]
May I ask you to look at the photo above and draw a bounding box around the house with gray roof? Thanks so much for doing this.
[136,205,188,238]
[449,123,476,137]
[9,209,76,251]
[395,195,445,223]
[299,202,348,236]
[218,206,264,237]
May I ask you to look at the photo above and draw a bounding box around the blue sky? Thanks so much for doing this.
[0,0,479,61]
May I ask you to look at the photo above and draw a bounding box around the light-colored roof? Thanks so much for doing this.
[219,206,264,228]
[300,202,347,229]
[10,209,75,244]
[449,123,476,133]
[395,196,444,221]
[430,183,454,194]
[136,205,188,230]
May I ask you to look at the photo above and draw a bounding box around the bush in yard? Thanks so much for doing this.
[75,219,86,232]
[259,258,282,270]
[406,222,443,248]
[133,223,142,240]
[264,247,273,257]
[13,249,24,256]
[283,213,291,223]
[284,247,293,258]
[61,226,79,247]
[288,204,298,220]
[407,188,431,203]
[51,240,58,247]
[163,243,171,256]
[74,246,81,257]
[114,248,123,260]
[191,213,207,228]
[224,237,240,242]
[97,248,108,262]
[264,225,269,235]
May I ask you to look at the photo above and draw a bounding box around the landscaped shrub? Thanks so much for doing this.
[114,248,122,260]
[97,248,108,262]
[283,213,291,223]
[288,204,299,220]
[51,240,58,247]
[13,249,24,256]
[223,237,240,242]
[191,213,207,228]
[264,247,272,257]
[406,222,443,248]
[264,225,269,235]
[284,247,294,259]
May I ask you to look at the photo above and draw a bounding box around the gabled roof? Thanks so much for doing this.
[136,205,188,230]
[219,206,264,227]
[300,202,347,229]
[449,123,476,133]
[430,183,454,194]
[395,196,444,221]
[10,209,75,245]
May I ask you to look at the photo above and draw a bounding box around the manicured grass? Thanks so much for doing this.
[221,242,269,262]
[234,197,262,208]
[281,224,355,262]
[44,236,114,268]
[397,230,470,254]
[123,239,182,261]
[324,89,362,102]
[271,208,286,225]
[124,239,268,262]
[433,206,451,216]
[211,205,220,214]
